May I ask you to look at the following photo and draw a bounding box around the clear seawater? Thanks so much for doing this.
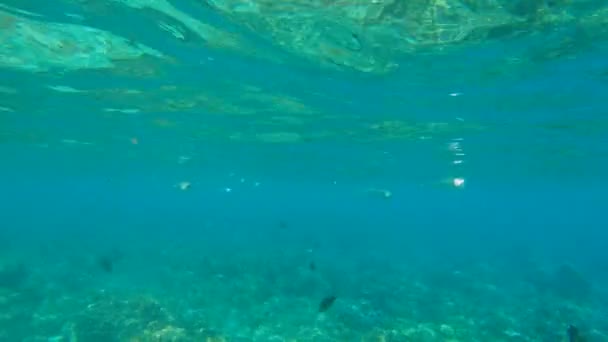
[1,1,608,341]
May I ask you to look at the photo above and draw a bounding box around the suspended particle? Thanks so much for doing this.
[453,178,465,188]
[176,181,191,191]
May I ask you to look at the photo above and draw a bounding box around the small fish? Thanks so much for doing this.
[97,256,113,273]
[309,261,316,271]
[318,295,337,313]
[567,325,585,342]
[366,188,392,199]
[279,220,288,230]
[97,248,123,273]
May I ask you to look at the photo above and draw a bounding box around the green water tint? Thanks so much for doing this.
[1,2,607,342]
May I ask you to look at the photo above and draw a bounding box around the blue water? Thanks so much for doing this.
[1,1,608,341]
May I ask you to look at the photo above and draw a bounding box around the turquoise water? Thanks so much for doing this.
[1,1,608,341]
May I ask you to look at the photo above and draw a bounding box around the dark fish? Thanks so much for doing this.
[97,247,124,273]
[279,220,288,230]
[97,256,113,273]
[318,295,337,313]
[568,325,585,342]
[309,261,316,271]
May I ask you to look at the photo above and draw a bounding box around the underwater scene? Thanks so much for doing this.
[2,0,608,341]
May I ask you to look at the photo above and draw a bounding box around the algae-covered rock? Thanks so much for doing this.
[0,9,164,72]
[190,0,605,73]
[73,292,183,341]
[4,0,607,74]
